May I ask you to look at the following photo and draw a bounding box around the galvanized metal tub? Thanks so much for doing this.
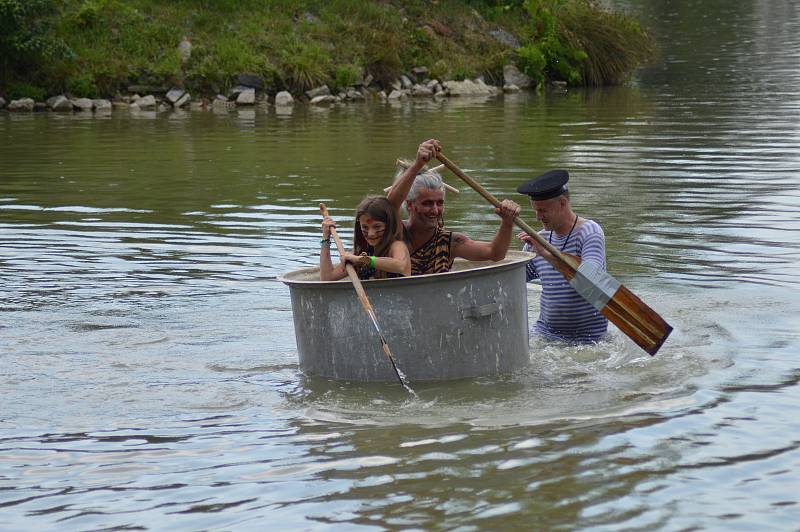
[279,250,533,382]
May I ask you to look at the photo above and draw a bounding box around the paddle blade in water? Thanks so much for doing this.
[602,285,673,356]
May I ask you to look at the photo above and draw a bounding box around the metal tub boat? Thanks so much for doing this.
[279,250,533,382]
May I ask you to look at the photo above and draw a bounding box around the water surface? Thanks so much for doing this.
[2,1,800,529]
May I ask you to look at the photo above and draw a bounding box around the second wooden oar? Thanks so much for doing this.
[435,153,673,356]
[319,203,417,395]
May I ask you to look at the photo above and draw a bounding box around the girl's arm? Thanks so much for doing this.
[319,217,348,281]
[372,240,411,276]
[338,241,411,277]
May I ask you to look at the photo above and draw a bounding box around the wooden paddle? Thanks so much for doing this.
[319,203,417,394]
[435,153,673,356]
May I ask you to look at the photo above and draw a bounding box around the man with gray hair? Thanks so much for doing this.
[387,139,521,275]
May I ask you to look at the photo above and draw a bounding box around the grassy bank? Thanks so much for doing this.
[1,0,655,100]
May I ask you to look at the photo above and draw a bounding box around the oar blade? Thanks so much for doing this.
[567,260,672,356]
[602,285,673,356]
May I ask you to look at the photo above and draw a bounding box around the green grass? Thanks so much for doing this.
[0,0,655,98]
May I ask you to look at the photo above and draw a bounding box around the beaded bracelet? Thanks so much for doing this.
[320,238,331,247]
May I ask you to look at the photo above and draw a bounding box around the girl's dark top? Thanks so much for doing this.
[403,225,454,276]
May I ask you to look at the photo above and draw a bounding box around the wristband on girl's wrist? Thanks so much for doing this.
[370,255,376,269]
[320,237,331,247]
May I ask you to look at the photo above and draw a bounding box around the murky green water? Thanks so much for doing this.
[2,1,800,529]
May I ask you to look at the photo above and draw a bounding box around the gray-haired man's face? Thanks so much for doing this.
[407,188,445,230]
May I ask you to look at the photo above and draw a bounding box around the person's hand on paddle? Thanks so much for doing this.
[495,199,521,225]
[517,230,580,264]
[416,139,441,165]
[321,216,336,240]
[343,252,371,269]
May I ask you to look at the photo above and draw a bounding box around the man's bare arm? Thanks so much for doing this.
[451,199,520,261]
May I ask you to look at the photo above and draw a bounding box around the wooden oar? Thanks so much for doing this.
[319,203,417,394]
[435,153,673,356]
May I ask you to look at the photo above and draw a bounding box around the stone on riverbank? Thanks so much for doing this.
[135,95,157,110]
[47,95,73,111]
[174,93,191,108]
[503,64,535,89]
[411,84,433,97]
[73,98,94,111]
[305,85,330,99]
[8,98,35,111]
[411,66,429,80]
[274,91,294,106]
[166,88,185,104]
[93,99,112,111]
[310,94,335,105]
[503,84,521,93]
[345,89,364,100]
[236,89,256,105]
[387,89,404,100]
[0,97,6,109]
[443,79,499,96]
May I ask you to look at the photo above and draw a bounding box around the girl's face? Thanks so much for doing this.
[358,214,386,247]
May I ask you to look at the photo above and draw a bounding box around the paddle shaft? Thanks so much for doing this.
[319,204,415,393]
[435,153,672,356]
[436,153,578,278]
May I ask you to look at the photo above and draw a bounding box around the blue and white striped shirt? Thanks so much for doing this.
[523,220,609,342]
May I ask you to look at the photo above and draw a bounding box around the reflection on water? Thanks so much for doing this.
[2,0,800,529]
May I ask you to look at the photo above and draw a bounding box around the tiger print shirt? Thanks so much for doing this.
[405,226,454,276]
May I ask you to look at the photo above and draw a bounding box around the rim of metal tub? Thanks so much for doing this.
[278,250,534,286]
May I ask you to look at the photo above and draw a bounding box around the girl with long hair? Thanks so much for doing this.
[320,196,411,281]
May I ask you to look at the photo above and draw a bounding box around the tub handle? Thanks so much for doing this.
[461,300,502,319]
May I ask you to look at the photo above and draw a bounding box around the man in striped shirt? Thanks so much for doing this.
[516,170,609,343]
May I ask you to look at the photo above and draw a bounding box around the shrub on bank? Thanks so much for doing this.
[515,0,654,87]
[0,0,654,100]
[0,0,72,93]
